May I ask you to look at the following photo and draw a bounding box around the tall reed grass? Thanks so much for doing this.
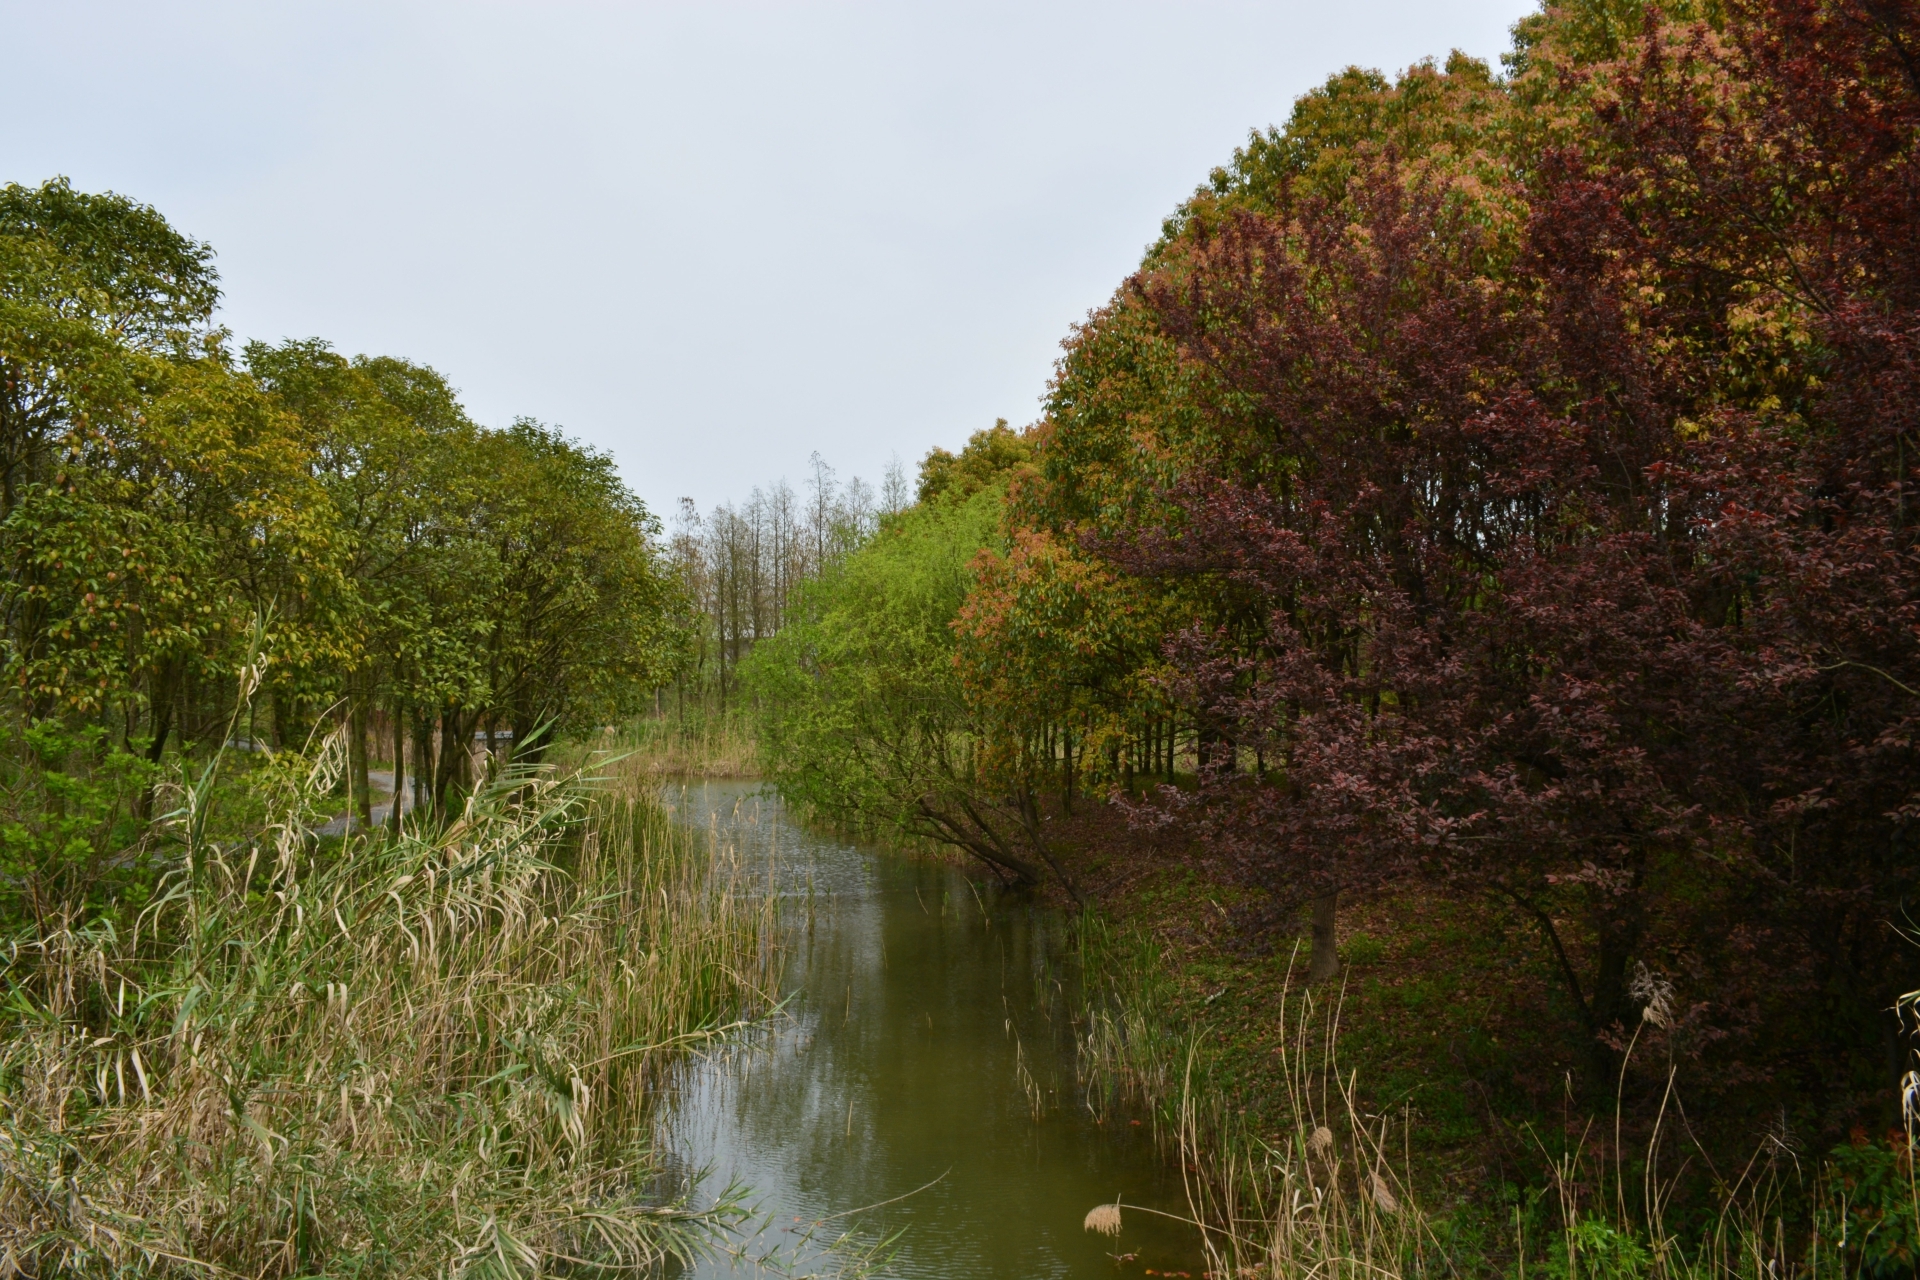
[0,723,779,1276]
[1075,916,1918,1280]
[614,714,758,779]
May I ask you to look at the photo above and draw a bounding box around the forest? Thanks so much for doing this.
[739,0,1920,1271]
[5,0,1920,1273]
[1,172,691,919]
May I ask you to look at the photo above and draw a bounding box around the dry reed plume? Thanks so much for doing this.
[0,723,779,1277]
[1077,921,1905,1280]
[1084,1201,1123,1235]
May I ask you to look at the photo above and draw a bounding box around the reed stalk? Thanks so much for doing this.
[0,723,779,1277]
[1076,917,1915,1280]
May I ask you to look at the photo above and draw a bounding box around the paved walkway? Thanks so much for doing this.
[315,768,415,837]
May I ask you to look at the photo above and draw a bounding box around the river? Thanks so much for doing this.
[658,779,1209,1278]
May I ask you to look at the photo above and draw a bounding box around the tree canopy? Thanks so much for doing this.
[750,0,1920,1156]
[1014,0,1920,1136]
[0,179,680,924]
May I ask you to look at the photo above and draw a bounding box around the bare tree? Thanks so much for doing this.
[881,454,910,517]
[662,455,883,723]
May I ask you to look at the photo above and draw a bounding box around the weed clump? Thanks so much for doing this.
[0,726,777,1276]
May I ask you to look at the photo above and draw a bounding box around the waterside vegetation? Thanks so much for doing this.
[0,180,782,1274]
[743,0,1920,1273]
[0,705,780,1275]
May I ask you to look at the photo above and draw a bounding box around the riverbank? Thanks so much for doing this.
[1054,804,1913,1280]
[0,734,779,1276]
[1071,864,1547,1278]
[615,713,758,779]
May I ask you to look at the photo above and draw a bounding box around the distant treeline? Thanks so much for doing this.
[662,453,910,718]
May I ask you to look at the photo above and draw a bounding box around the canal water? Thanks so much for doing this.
[658,780,1207,1278]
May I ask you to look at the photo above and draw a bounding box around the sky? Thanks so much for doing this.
[4,0,1538,518]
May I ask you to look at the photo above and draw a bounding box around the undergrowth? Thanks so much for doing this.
[0,710,780,1276]
[1075,914,1920,1280]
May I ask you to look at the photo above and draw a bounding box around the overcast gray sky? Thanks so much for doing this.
[5,1,1536,517]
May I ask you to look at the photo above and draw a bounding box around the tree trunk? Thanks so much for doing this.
[1062,728,1075,816]
[412,711,435,822]
[389,705,407,834]
[1197,723,1231,775]
[918,796,1048,887]
[431,712,450,815]
[430,713,453,817]
[349,678,372,831]
[137,688,175,821]
[1581,900,1647,1089]
[1308,892,1341,984]
[434,709,475,813]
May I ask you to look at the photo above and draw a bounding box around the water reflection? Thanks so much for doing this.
[658,781,1206,1278]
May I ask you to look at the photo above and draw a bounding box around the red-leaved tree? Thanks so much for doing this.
[1104,0,1920,1131]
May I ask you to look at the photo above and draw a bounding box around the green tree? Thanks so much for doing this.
[1,177,691,922]
[247,339,448,824]
[750,451,1083,899]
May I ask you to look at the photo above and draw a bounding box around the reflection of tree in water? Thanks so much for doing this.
[657,781,1204,1278]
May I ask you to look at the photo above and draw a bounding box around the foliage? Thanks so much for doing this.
[955,523,1169,801]
[916,420,1032,505]
[748,439,1098,893]
[1544,1218,1655,1280]
[1823,1135,1920,1280]
[977,0,1920,1156]
[0,719,156,931]
[749,482,1064,882]
[0,176,217,349]
[1,177,685,926]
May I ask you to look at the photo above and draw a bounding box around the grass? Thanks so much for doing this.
[612,712,757,779]
[0,719,781,1276]
[1074,905,1920,1280]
